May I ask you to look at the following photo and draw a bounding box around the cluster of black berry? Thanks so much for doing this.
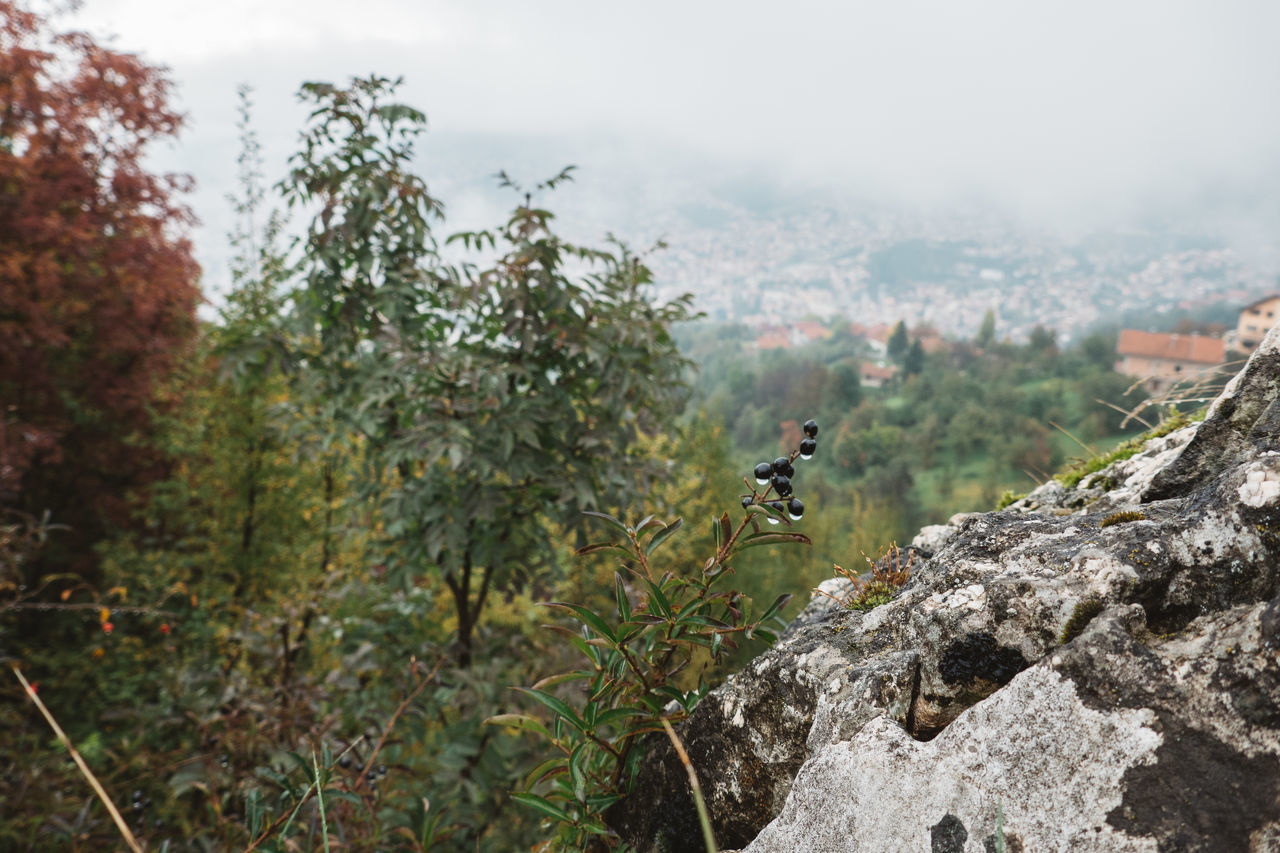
[741,419,819,525]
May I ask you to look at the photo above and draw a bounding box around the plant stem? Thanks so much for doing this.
[11,665,143,853]
[660,718,716,853]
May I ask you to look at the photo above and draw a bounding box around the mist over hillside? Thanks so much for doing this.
[182,126,1280,343]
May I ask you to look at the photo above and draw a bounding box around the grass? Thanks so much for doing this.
[1055,411,1194,489]
[1099,510,1146,529]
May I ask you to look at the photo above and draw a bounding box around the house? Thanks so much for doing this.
[859,363,897,388]
[794,320,832,343]
[1236,293,1280,350]
[851,322,892,357]
[1115,330,1224,393]
[754,329,791,351]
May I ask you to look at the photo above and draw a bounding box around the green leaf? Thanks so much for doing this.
[524,757,568,789]
[543,602,618,644]
[513,687,589,734]
[640,577,672,619]
[543,624,600,663]
[575,541,630,557]
[582,510,629,534]
[569,742,590,803]
[681,614,734,631]
[732,531,812,554]
[614,573,632,623]
[532,671,591,690]
[592,707,647,729]
[746,503,789,525]
[483,714,552,738]
[509,792,574,824]
[759,592,794,623]
[635,515,662,534]
[645,518,683,557]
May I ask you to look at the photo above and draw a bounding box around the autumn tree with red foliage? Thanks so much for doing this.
[0,1,200,581]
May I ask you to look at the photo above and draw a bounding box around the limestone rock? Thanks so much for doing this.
[609,325,1280,853]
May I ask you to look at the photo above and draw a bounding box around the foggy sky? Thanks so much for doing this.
[64,0,1280,290]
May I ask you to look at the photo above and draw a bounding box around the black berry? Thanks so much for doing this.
[754,462,772,485]
[771,474,793,497]
[773,457,794,478]
[803,419,819,438]
[788,497,805,520]
[741,495,754,509]
[799,437,816,459]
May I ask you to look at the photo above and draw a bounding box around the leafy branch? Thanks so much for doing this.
[489,421,823,848]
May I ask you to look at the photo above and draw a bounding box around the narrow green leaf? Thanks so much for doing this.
[614,573,632,623]
[732,532,812,554]
[524,757,568,789]
[640,577,672,619]
[569,742,589,803]
[582,510,629,534]
[509,792,573,824]
[746,503,789,525]
[542,624,600,662]
[645,518,683,557]
[681,614,734,631]
[483,714,552,738]
[592,707,647,729]
[513,687,588,734]
[759,593,794,623]
[532,671,591,691]
[543,602,618,644]
[635,515,662,534]
[575,541,630,557]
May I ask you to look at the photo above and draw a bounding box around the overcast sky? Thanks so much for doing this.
[63,0,1280,290]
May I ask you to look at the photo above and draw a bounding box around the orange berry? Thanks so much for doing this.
[103,622,114,634]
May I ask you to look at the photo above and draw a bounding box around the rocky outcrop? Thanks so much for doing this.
[610,326,1280,853]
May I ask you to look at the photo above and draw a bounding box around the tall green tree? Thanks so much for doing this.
[282,77,695,665]
[903,339,925,376]
[886,320,909,362]
[976,309,997,348]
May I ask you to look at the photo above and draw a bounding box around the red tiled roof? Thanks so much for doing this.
[755,332,790,350]
[860,363,897,380]
[795,321,830,340]
[1115,330,1224,365]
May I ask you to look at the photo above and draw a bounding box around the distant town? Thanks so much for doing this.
[723,294,1278,394]
[637,203,1278,347]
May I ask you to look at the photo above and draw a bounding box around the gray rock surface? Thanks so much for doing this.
[609,326,1280,853]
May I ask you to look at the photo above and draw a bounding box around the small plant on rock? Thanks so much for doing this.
[491,420,823,850]
[821,543,915,612]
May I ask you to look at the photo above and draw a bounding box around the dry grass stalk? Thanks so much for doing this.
[11,665,143,853]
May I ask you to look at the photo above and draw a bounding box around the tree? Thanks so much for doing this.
[887,320,909,362]
[282,77,694,666]
[1028,325,1058,355]
[976,309,996,348]
[0,1,200,580]
[828,360,863,411]
[903,339,926,376]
